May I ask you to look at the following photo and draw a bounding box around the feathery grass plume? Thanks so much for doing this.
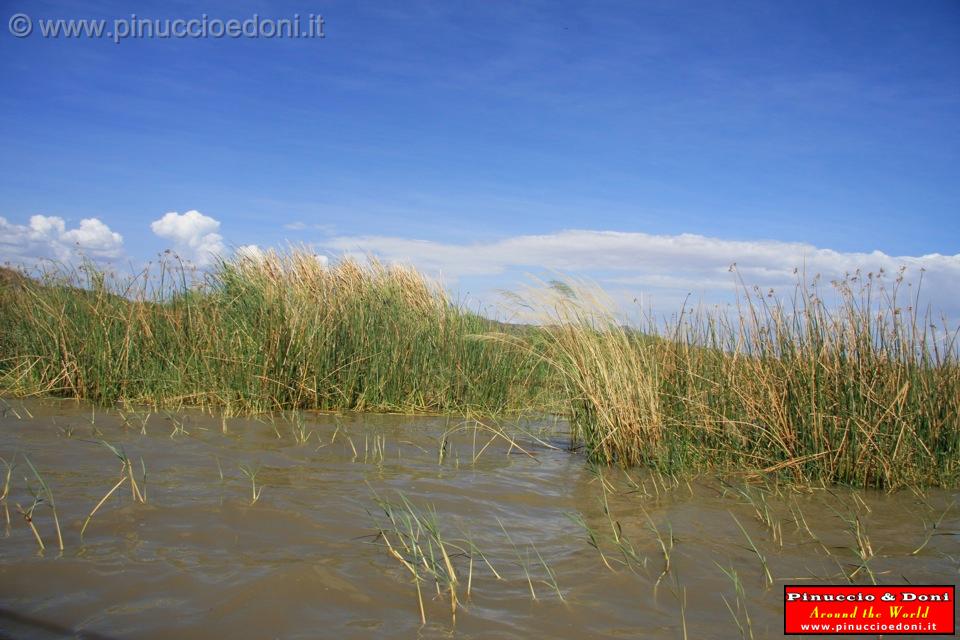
[510,276,663,467]
[1,257,957,488]
[510,269,959,488]
[0,251,551,415]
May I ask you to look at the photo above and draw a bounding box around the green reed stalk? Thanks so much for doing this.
[2,256,956,488]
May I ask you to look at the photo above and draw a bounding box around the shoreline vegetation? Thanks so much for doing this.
[1,250,957,489]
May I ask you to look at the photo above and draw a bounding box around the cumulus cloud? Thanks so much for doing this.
[0,214,123,265]
[150,210,226,266]
[322,229,960,316]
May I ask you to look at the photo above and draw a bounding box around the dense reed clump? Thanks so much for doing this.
[0,251,552,414]
[531,271,959,488]
[1,255,957,488]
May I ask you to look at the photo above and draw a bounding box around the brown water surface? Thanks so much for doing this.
[0,398,957,638]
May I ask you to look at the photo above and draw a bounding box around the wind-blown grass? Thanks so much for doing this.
[0,252,552,415]
[526,270,959,488]
[1,254,957,488]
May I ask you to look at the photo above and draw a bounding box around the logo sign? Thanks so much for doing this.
[784,585,955,635]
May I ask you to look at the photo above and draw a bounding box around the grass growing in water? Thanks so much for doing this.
[239,463,264,505]
[369,490,466,624]
[519,270,959,488]
[1,254,957,488]
[0,253,551,416]
[1,455,12,531]
[23,455,63,551]
[80,441,146,539]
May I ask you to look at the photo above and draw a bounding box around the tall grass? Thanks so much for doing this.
[1,255,957,487]
[529,270,959,488]
[0,251,552,414]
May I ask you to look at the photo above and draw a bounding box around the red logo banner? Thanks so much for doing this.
[784,585,955,635]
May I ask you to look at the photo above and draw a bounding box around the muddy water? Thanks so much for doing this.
[0,398,956,639]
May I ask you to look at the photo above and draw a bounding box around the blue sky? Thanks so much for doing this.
[1,0,958,314]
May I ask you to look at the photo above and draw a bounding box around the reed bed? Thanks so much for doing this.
[526,271,959,488]
[0,251,552,415]
[2,254,957,488]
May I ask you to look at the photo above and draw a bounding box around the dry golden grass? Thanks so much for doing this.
[0,250,551,415]
[518,270,959,488]
[1,255,956,487]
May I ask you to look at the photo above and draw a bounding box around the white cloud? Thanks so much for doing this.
[322,229,960,316]
[282,222,336,234]
[61,218,124,255]
[0,214,123,265]
[235,244,266,261]
[150,210,226,266]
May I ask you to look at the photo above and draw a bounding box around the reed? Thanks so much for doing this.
[723,482,784,548]
[239,463,264,505]
[643,507,674,584]
[80,441,146,539]
[0,455,12,531]
[911,500,954,556]
[522,270,959,489]
[23,455,63,551]
[825,500,878,584]
[16,496,45,552]
[531,541,564,601]
[497,516,537,600]
[2,256,957,488]
[369,490,466,624]
[729,512,773,587]
[287,411,314,446]
[669,573,688,640]
[0,252,551,416]
[567,511,615,572]
[595,472,644,572]
[716,562,755,640]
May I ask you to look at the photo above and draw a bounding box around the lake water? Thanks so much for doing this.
[1,398,956,639]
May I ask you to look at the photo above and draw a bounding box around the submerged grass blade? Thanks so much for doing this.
[729,512,773,587]
[81,475,127,539]
[22,455,63,551]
